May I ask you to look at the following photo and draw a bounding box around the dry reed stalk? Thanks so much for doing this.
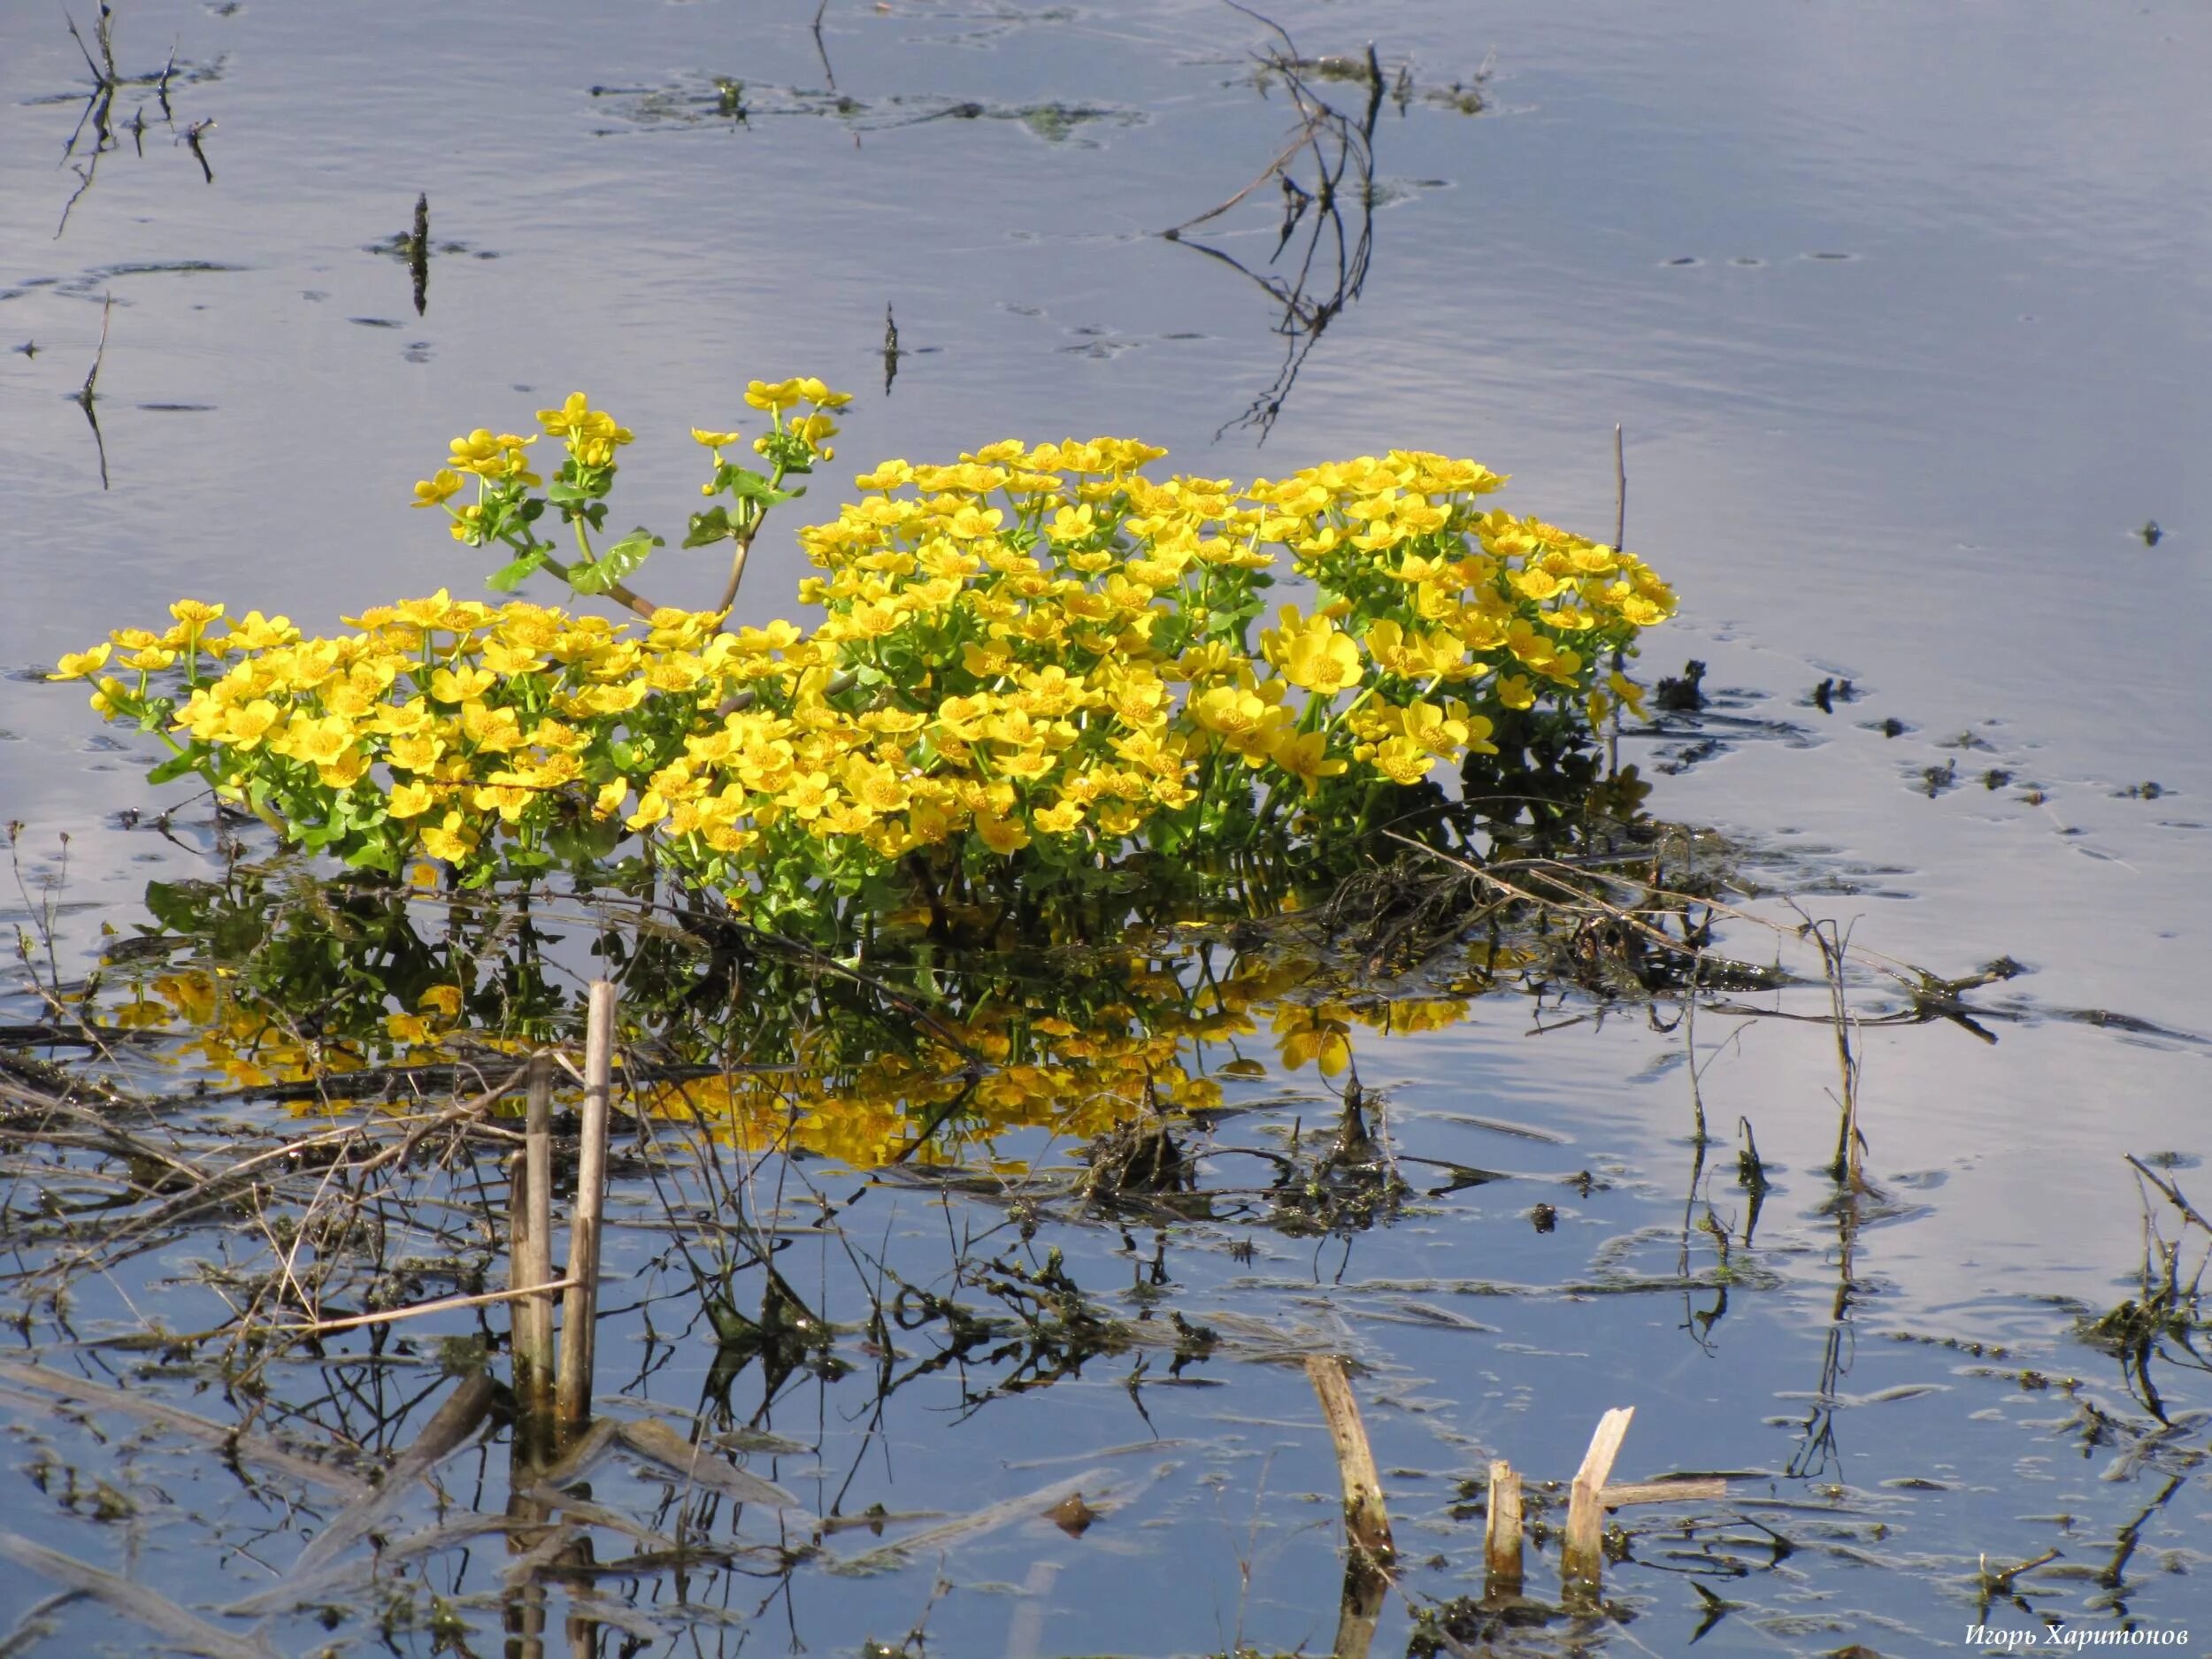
[1303,1355,1394,1567]
[1602,1477,1726,1507]
[556,981,617,1436]
[1562,1406,1633,1601]
[1483,1457,1524,1597]
[510,1053,556,1453]
[275,1277,580,1337]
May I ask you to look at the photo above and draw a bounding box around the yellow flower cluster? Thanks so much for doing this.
[55,422,1673,891]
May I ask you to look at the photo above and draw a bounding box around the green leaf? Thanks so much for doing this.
[146,750,202,786]
[571,528,661,595]
[487,550,548,593]
[716,465,795,508]
[683,506,733,549]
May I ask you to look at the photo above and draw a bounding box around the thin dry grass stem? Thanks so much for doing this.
[277,1276,580,1337]
[1791,905,1864,1188]
[2128,1155,2212,1236]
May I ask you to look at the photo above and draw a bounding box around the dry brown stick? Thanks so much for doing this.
[1483,1457,1523,1597]
[273,1275,580,1337]
[557,981,617,1435]
[2126,1155,2212,1234]
[1562,1406,1633,1601]
[1303,1355,1394,1566]
[1981,1545,2062,1592]
[1601,1476,1727,1508]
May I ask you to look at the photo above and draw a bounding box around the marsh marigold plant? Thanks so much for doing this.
[55,382,1675,919]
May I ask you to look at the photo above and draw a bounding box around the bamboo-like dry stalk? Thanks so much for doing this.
[511,1054,556,1456]
[1303,1355,1394,1565]
[556,982,616,1436]
[1483,1457,1524,1598]
[1562,1406,1634,1601]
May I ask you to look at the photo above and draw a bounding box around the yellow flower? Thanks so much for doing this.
[692,426,743,449]
[793,377,854,409]
[744,378,803,413]
[429,664,496,704]
[448,427,539,481]
[50,643,111,681]
[1369,735,1433,786]
[411,470,465,509]
[219,699,284,750]
[1033,800,1084,835]
[975,812,1030,856]
[388,780,437,818]
[419,811,479,862]
[1269,730,1348,794]
[1261,606,1362,695]
[1606,672,1648,721]
[535,394,630,455]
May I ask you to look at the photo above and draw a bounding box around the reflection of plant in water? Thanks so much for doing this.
[2084,1156,2212,1423]
[73,856,1502,1173]
[38,7,224,237]
[1164,40,1379,442]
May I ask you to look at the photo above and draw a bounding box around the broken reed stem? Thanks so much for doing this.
[510,1052,557,1451]
[1562,1406,1633,1602]
[556,980,617,1437]
[1483,1458,1524,1598]
[1304,1355,1394,1568]
[276,1275,579,1336]
[1601,1476,1726,1508]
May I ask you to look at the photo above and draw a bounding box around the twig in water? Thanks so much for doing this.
[812,0,835,89]
[2126,1155,2212,1235]
[275,1274,580,1336]
[76,295,111,489]
[183,118,214,183]
[408,192,429,316]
